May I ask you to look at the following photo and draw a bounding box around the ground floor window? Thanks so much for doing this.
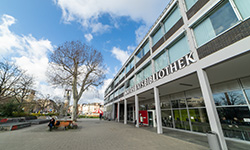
[161,89,210,133]
[127,105,134,122]
[212,77,250,141]
[160,76,250,141]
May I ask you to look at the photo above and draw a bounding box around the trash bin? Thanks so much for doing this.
[206,131,221,150]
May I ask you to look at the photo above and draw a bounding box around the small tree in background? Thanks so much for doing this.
[0,59,35,115]
[47,41,105,121]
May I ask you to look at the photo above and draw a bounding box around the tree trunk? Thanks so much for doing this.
[72,98,78,121]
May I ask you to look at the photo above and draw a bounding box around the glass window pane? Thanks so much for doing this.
[162,110,174,128]
[173,109,190,130]
[217,106,250,141]
[152,27,163,46]
[194,18,216,47]
[209,2,238,35]
[186,97,205,107]
[213,90,247,106]
[193,2,238,47]
[163,6,181,33]
[189,108,210,133]
[154,51,168,72]
[129,76,134,88]
[136,64,151,84]
[241,76,250,89]
[143,42,150,54]
[168,36,190,63]
[234,0,250,19]
[171,100,179,108]
[186,88,205,107]
[161,95,171,109]
[144,64,151,79]
[185,0,198,10]
[245,89,250,101]
[126,59,134,73]
[136,70,143,84]
[135,49,142,63]
[211,80,241,94]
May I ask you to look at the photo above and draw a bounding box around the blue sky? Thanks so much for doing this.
[0,0,170,104]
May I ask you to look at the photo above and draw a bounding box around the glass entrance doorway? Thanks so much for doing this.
[148,111,153,127]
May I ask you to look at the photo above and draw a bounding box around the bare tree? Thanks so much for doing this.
[34,93,52,113]
[0,59,24,99]
[51,96,64,115]
[47,41,105,121]
[13,74,34,106]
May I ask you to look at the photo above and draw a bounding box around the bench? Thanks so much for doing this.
[50,120,77,130]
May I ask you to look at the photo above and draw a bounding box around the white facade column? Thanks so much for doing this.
[117,102,120,122]
[135,95,139,128]
[124,99,127,124]
[154,87,163,134]
[197,69,228,150]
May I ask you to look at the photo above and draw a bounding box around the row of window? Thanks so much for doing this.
[105,0,250,100]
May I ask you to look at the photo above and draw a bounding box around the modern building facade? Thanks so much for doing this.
[69,103,103,116]
[104,0,250,149]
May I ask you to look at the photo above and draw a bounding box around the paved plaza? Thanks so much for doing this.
[0,118,209,150]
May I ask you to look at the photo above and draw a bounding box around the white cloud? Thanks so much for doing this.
[91,22,111,33]
[54,0,170,36]
[135,25,150,44]
[78,78,112,104]
[111,46,132,65]
[0,14,22,56]
[84,33,93,42]
[0,14,110,104]
[0,14,63,100]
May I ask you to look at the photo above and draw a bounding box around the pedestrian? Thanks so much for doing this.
[98,105,103,120]
[139,114,143,126]
[48,118,55,131]
[99,112,103,120]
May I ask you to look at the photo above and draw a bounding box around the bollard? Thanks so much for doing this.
[207,131,221,150]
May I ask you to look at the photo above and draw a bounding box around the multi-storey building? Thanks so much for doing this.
[69,103,103,116]
[104,0,250,149]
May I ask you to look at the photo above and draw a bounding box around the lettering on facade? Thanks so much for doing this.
[124,52,196,95]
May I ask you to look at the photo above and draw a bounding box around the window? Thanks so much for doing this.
[116,69,125,84]
[234,0,250,19]
[154,51,168,72]
[185,88,205,107]
[160,89,209,133]
[114,77,119,86]
[163,6,181,33]
[240,76,250,102]
[126,59,134,73]
[152,26,163,46]
[211,78,250,141]
[136,64,152,84]
[119,86,125,95]
[120,69,125,79]
[168,36,190,63]
[136,41,150,63]
[193,2,239,47]
[128,76,135,88]
[135,49,143,63]
[213,91,246,106]
[185,0,198,10]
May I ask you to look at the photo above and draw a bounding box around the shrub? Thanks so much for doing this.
[12,112,29,117]
[0,102,18,117]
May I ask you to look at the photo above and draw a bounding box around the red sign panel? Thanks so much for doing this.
[139,110,148,125]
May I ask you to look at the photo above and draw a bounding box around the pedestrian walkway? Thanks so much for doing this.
[126,122,250,150]
[0,118,208,150]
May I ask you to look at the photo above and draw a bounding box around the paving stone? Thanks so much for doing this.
[0,118,208,150]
